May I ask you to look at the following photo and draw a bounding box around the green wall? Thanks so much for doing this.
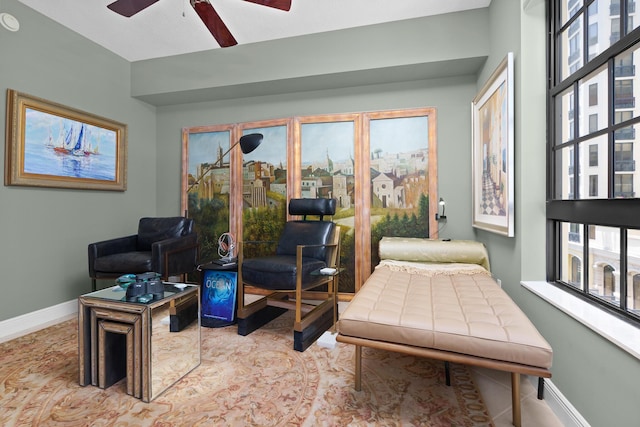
[3,0,640,424]
[0,0,157,320]
[132,11,489,106]
[480,1,640,426]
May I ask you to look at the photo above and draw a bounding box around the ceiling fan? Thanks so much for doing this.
[106,0,292,48]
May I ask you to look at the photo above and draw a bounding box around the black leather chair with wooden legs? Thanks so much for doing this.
[237,198,340,352]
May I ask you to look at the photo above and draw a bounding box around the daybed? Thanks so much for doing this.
[336,237,553,427]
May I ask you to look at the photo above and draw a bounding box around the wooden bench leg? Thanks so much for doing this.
[511,372,521,427]
[355,345,362,391]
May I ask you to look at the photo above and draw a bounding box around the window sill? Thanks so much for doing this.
[521,281,640,361]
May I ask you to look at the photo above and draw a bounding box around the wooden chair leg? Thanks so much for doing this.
[355,345,362,391]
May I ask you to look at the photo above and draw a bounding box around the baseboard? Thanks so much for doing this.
[0,299,77,343]
[529,376,591,427]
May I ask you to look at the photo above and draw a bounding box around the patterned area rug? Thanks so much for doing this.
[0,313,493,426]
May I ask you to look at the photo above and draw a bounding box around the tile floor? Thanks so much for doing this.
[471,367,564,427]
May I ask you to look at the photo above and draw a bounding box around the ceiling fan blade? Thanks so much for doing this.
[243,0,291,12]
[107,0,160,17]
[191,0,238,47]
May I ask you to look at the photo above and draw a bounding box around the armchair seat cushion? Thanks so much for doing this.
[93,251,153,275]
[242,255,326,291]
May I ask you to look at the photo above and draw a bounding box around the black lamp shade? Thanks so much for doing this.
[239,133,263,154]
[186,132,263,193]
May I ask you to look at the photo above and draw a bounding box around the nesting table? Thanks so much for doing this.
[78,283,200,402]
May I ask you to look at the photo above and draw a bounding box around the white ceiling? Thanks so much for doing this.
[17,0,491,62]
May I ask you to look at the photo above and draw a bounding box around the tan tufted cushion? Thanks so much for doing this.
[338,265,553,369]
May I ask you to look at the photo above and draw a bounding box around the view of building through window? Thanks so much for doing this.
[550,0,640,321]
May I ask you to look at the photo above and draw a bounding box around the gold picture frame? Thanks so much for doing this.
[5,89,127,191]
[471,53,514,237]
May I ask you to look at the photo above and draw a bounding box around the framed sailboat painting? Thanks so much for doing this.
[4,89,127,191]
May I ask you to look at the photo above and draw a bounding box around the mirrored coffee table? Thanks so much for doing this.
[78,283,200,402]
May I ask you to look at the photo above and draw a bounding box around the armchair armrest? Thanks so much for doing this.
[296,242,340,268]
[151,233,198,253]
[151,233,199,277]
[88,235,137,276]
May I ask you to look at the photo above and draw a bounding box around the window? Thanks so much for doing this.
[589,174,598,196]
[589,143,598,166]
[611,17,621,44]
[615,142,634,171]
[549,0,640,325]
[560,222,583,288]
[615,80,635,108]
[616,110,633,124]
[615,52,635,78]
[589,83,598,105]
[614,173,634,197]
[589,114,598,133]
[589,22,598,44]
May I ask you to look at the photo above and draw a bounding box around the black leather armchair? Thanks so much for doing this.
[237,198,340,352]
[88,217,199,291]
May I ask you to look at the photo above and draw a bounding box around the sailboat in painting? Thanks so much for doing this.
[52,123,99,156]
[71,124,86,156]
[52,125,74,154]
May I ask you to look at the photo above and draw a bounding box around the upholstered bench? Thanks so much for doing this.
[336,238,553,427]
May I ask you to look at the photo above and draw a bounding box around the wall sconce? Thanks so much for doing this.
[435,197,447,221]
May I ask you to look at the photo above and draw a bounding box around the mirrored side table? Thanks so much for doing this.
[78,283,200,402]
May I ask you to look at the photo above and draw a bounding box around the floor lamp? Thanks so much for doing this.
[186,133,263,194]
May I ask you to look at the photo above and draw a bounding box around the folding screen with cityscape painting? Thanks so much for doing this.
[184,108,436,294]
